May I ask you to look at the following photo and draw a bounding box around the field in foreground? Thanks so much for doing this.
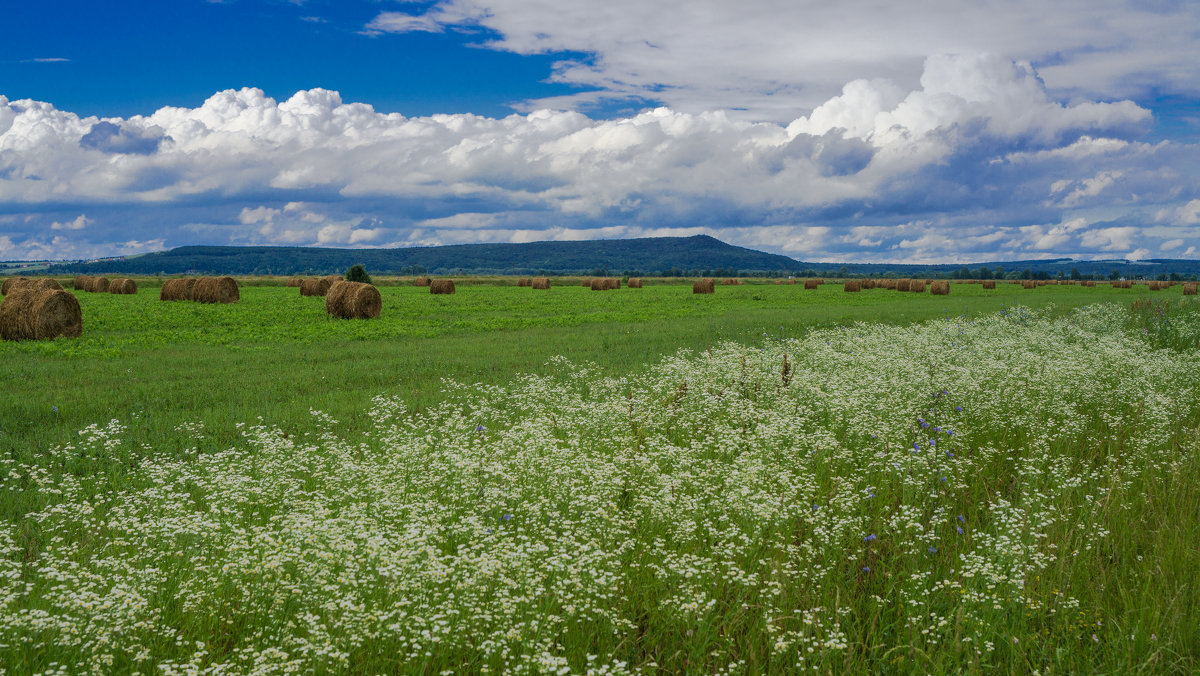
[2,293,1199,673]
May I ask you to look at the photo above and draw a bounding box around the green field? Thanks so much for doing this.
[2,280,1198,673]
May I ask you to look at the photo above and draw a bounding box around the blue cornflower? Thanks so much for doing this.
[956,526,964,534]
[502,514,512,521]
[913,442,920,451]
[871,434,877,439]
[940,476,947,482]
[946,450,954,458]
[864,533,877,542]
[863,566,871,573]
[921,422,930,429]
[928,546,937,553]
[52,406,58,413]
[475,424,486,432]
[930,438,936,446]
[955,406,963,411]
[812,504,819,511]
[958,514,965,522]
[933,426,941,433]
[947,429,955,436]
[485,527,493,534]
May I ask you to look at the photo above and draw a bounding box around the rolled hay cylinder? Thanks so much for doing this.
[909,280,927,293]
[605,278,621,290]
[109,278,137,294]
[517,277,532,287]
[86,277,110,292]
[531,277,551,289]
[1084,281,1096,287]
[804,279,819,290]
[4,278,63,295]
[413,277,432,287]
[1184,282,1197,295]
[627,278,643,288]
[693,278,715,294]
[160,278,197,301]
[323,275,344,285]
[581,279,593,287]
[430,279,455,294]
[982,280,996,289]
[299,278,332,297]
[286,277,303,287]
[0,288,82,341]
[894,279,910,292]
[326,280,382,319]
[1021,280,1036,289]
[843,280,861,292]
[930,280,950,295]
[590,279,607,291]
[721,278,741,286]
[193,276,240,303]
[861,279,876,289]
[73,275,91,290]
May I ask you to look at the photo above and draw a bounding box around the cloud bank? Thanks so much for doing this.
[1,54,1198,263]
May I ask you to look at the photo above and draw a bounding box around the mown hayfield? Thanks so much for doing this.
[2,279,1199,673]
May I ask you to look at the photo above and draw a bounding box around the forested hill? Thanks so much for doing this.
[44,235,799,276]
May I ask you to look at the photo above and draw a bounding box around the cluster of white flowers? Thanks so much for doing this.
[0,303,1192,672]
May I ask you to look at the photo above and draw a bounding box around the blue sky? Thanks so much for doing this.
[2,0,1200,263]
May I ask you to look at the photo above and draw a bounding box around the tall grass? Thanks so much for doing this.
[1,303,1197,673]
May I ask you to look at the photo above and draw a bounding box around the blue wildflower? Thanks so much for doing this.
[52,406,58,413]
[928,546,937,553]
[958,514,965,522]
[475,424,485,432]
[955,406,963,411]
[502,514,512,521]
[864,534,877,542]
[956,526,964,534]
[863,566,871,573]
[946,451,954,458]
[913,442,920,451]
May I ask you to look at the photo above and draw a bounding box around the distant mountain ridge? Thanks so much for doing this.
[35,235,1200,279]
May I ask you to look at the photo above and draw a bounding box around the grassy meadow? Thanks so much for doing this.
[2,278,1199,673]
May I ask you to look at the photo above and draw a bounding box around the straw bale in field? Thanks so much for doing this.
[861,279,876,289]
[721,278,741,285]
[590,278,606,290]
[1184,282,1197,295]
[605,278,621,290]
[1021,280,1036,289]
[325,280,382,319]
[299,278,331,296]
[813,278,824,285]
[286,277,303,287]
[159,278,196,301]
[414,277,432,287]
[627,278,643,288]
[774,280,783,285]
[843,280,861,292]
[430,279,455,294]
[531,277,551,289]
[323,275,343,285]
[85,277,110,292]
[193,276,240,303]
[109,278,137,294]
[804,279,819,290]
[1083,281,1096,287]
[786,279,796,284]
[0,288,82,341]
[517,277,532,287]
[982,280,996,289]
[930,280,950,295]
[909,280,926,293]
[1149,281,1167,291]
[4,278,63,295]
[73,276,91,290]
[693,278,715,294]
[895,279,910,292]
[581,278,593,287]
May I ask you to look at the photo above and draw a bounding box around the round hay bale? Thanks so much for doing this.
[590,279,606,291]
[605,278,621,290]
[1183,282,1197,295]
[517,277,532,287]
[0,288,82,341]
[414,277,432,287]
[109,278,137,294]
[430,279,456,294]
[73,275,91,290]
[4,278,63,295]
[193,276,240,303]
[804,279,819,290]
[299,278,332,297]
[531,277,551,289]
[1,278,26,296]
[160,278,197,301]
[85,277,110,293]
[930,280,950,295]
[326,280,382,319]
[1021,280,1036,289]
[909,280,926,293]
[721,278,741,286]
[861,279,876,289]
[982,280,996,289]
[286,277,303,287]
[693,278,715,294]
[895,279,911,292]
[581,278,593,287]
[843,280,861,292]
[323,275,344,285]
[627,278,643,288]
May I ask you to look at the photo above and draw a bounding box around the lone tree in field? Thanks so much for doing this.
[345,264,372,284]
